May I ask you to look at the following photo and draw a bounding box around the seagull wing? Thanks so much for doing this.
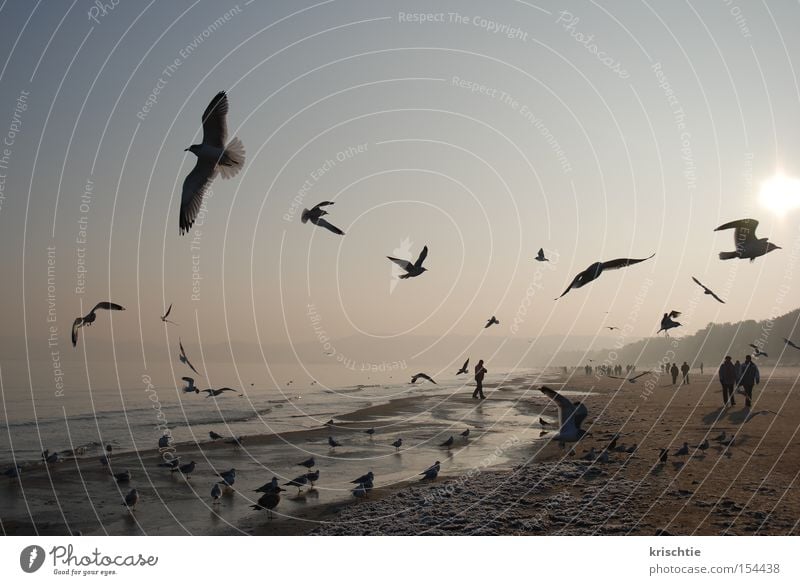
[92,301,125,312]
[201,91,229,147]
[312,201,335,210]
[387,256,413,271]
[71,317,83,347]
[715,218,759,245]
[462,358,469,370]
[557,271,585,299]
[313,217,345,235]
[163,303,172,318]
[179,339,201,375]
[540,386,578,431]
[691,276,708,292]
[179,158,217,235]
[537,247,545,260]
[630,371,650,381]
[600,254,655,271]
[181,376,194,384]
[668,310,681,318]
[414,245,429,268]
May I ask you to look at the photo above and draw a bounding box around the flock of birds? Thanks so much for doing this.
[34,90,797,526]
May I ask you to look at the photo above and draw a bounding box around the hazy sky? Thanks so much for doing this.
[1,0,799,389]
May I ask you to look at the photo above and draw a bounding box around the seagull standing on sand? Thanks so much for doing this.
[72,302,125,347]
[179,91,245,235]
[160,303,178,325]
[696,439,709,452]
[534,248,549,262]
[713,431,727,443]
[305,470,320,487]
[158,434,171,449]
[420,461,440,480]
[485,316,500,328]
[581,447,597,461]
[179,338,201,376]
[297,457,315,469]
[456,359,469,375]
[657,311,682,335]
[114,470,131,483]
[328,436,341,449]
[173,461,196,478]
[539,386,589,446]
[391,438,403,451]
[352,472,374,487]
[714,218,781,261]
[122,489,139,512]
[285,474,309,492]
[209,431,223,440]
[674,442,689,457]
[461,429,470,439]
[250,488,284,519]
[352,483,368,498]
[556,254,655,299]
[440,436,454,448]
[301,201,345,235]
[410,373,436,384]
[658,449,668,464]
[691,277,725,303]
[387,245,429,279]
[211,483,222,504]
[255,477,281,494]
[364,428,375,437]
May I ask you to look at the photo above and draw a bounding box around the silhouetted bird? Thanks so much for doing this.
[364,428,375,437]
[557,255,654,299]
[748,344,768,358]
[696,439,709,451]
[179,338,201,376]
[114,470,131,483]
[420,461,440,480]
[352,472,374,486]
[173,461,196,478]
[209,431,223,440]
[674,442,689,456]
[440,436,454,448]
[657,311,682,335]
[410,373,436,384]
[179,91,245,234]
[456,358,469,375]
[460,428,470,438]
[297,457,315,469]
[122,489,139,511]
[691,277,725,303]
[285,474,309,492]
[211,484,222,504]
[534,248,549,262]
[160,303,178,325]
[328,436,341,449]
[391,438,403,450]
[658,449,668,464]
[250,489,284,519]
[301,201,345,235]
[305,469,320,487]
[387,245,428,279]
[203,387,238,398]
[485,316,500,328]
[714,218,780,261]
[784,338,800,350]
[72,302,125,347]
[255,477,280,494]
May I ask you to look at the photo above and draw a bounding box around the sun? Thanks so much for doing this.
[759,173,800,216]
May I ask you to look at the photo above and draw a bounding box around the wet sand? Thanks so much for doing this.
[3,368,799,535]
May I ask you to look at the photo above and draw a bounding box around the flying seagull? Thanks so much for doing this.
[748,344,768,358]
[606,326,619,331]
[178,338,201,376]
[179,91,245,235]
[203,387,239,398]
[534,248,549,262]
[691,277,725,303]
[387,245,428,279]
[539,386,589,446]
[714,218,780,261]
[456,358,469,375]
[181,377,198,394]
[72,302,125,347]
[657,311,682,335]
[608,371,650,383]
[410,373,436,384]
[485,316,500,328]
[301,201,345,235]
[783,338,800,350]
[556,255,655,299]
[160,303,178,325]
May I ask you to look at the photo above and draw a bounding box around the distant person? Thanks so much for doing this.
[670,363,679,385]
[473,359,488,400]
[738,355,760,409]
[700,362,704,375]
[680,362,690,384]
[718,355,737,407]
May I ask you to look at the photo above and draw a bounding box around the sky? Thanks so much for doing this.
[1,0,799,391]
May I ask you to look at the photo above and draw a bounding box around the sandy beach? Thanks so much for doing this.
[2,368,798,536]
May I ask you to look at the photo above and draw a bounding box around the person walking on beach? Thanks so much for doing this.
[473,359,488,400]
[738,354,760,409]
[670,363,679,385]
[680,361,690,384]
[700,362,704,375]
[718,355,737,407]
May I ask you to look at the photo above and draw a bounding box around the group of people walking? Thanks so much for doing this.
[661,362,692,385]
[718,354,760,409]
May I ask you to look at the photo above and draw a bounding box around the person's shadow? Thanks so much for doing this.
[702,407,727,426]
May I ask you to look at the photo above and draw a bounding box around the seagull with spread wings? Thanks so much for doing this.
[179,91,245,235]
[539,386,589,446]
[410,373,436,384]
[691,277,725,303]
[178,338,201,376]
[556,254,654,299]
[160,303,178,325]
[71,302,125,347]
[748,344,768,358]
[714,218,781,261]
[657,311,682,335]
[202,387,240,398]
[784,338,800,350]
[456,358,469,375]
[485,316,500,328]
[534,248,549,262]
[388,245,428,279]
[301,201,345,235]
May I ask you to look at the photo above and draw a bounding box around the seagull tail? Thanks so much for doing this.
[219,137,245,178]
[718,251,738,260]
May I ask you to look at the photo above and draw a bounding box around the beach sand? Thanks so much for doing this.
[2,368,799,536]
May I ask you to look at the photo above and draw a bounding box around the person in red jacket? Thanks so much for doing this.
[718,355,737,407]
